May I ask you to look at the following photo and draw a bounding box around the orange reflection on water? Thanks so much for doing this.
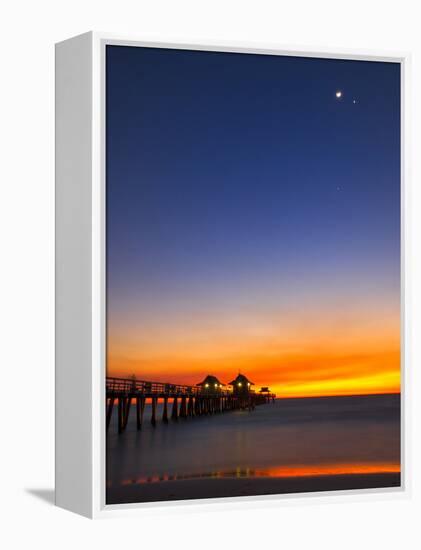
[119,462,400,486]
[260,462,400,478]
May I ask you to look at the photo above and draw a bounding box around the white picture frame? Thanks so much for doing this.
[55,31,410,518]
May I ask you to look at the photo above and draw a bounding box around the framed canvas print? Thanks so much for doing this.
[55,32,409,518]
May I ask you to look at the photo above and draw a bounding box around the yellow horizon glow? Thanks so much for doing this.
[107,343,400,399]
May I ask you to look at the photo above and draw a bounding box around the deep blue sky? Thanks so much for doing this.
[106,45,400,367]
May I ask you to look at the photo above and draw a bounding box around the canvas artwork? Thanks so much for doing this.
[105,45,401,505]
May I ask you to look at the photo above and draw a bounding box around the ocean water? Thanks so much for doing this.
[106,394,400,489]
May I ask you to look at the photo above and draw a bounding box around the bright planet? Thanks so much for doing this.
[335,90,342,98]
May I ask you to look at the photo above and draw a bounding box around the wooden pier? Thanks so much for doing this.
[106,376,275,434]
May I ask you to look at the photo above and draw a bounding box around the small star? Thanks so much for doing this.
[353,99,357,104]
[336,186,341,191]
[335,90,342,99]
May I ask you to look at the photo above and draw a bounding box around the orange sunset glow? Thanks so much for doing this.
[107,291,400,398]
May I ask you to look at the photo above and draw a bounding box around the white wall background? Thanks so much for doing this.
[0,0,419,547]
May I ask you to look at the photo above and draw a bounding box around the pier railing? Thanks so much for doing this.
[106,376,232,397]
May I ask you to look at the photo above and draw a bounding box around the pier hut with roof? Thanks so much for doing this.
[197,375,225,394]
[228,373,254,395]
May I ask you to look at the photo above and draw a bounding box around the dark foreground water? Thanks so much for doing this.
[106,394,400,503]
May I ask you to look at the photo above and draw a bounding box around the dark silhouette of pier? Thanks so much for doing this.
[106,375,276,434]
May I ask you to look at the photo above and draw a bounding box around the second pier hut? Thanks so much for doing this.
[228,373,254,395]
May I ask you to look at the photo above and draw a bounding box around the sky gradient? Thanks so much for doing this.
[106,46,400,397]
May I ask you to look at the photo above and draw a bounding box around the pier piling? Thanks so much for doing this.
[162,396,169,423]
[136,396,145,430]
[118,397,124,434]
[171,397,178,421]
[180,396,187,418]
[187,396,194,417]
[151,397,157,427]
[106,396,115,431]
[123,397,132,429]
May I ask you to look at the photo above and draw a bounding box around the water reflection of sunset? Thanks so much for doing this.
[117,462,400,486]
